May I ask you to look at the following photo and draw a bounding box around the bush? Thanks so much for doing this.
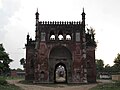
[0,77,7,85]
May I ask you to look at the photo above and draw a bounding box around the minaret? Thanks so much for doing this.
[81,8,87,83]
[81,8,86,31]
[81,8,86,44]
[35,8,39,49]
[35,8,39,41]
[81,8,86,42]
[35,8,39,25]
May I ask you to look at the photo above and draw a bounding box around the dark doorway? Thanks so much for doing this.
[54,63,67,83]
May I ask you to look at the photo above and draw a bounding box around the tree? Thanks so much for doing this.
[104,64,111,73]
[96,59,104,73]
[0,44,13,75]
[113,53,120,72]
[20,58,25,69]
[16,68,23,72]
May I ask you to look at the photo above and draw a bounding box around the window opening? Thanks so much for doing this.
[58,31,64,40]
[66,34,71,40]
[50,31,55,40]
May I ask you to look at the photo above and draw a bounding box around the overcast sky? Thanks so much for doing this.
[0,0,120,69]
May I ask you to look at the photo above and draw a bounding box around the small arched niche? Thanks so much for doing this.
[40,71,45,81]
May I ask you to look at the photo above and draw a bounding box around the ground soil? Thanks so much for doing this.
[7,80,112,90]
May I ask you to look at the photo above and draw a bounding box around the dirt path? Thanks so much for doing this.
[7,80,111,90]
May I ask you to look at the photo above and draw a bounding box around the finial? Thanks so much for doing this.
[27,32,30,41]
[37,8,38,12]
[83,7,84,12]
[81,7,86,16]
[36,8,39,15]
[35,8,39,20]
[28,32,29,35]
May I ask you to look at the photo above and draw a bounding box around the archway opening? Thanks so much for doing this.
[54,63,67,83]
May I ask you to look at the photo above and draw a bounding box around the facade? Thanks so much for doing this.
[25,9,97,83]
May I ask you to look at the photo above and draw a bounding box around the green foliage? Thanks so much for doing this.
[96,53,120,77]
[113,53,120,72]
[104,64,111,72]
[0,76,22,90]
[96,59,104,72]
[0,77,7,85]
[20,58,25,68]
[16,68,23,72]
[20,58,25,65]
[0,44,13,75]
[114,53,120,64]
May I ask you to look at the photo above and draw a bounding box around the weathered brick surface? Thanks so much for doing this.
[25,10,96,83]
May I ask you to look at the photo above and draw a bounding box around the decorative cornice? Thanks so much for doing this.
[39,21,82,25]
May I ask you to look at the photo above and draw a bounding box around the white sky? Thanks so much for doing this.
[0,0,120,69]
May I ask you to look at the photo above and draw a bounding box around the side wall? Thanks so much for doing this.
[34,43,49,83]
[72,43,85,83]
[86,47,96,83]
[25,45,35,80]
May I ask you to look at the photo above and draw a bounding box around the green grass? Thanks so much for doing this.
[6,76,24,80]
[90,81,120,90]
[0,76,24,80]
[0,76,23,90]
[0,84,22,90]
[19,80,33,85]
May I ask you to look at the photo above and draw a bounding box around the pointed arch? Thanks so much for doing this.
[54,63,67,83]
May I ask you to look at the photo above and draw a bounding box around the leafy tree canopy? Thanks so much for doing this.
[20,58,25,69]
[114,53,120,65]
[112,53,120,72]
[0,44,13,75]
[96,59,104,72]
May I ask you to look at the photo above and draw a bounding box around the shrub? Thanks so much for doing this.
[0,77,7,85]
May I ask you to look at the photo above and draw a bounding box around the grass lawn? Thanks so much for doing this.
[0,84,22,90]
[90,81,120,90]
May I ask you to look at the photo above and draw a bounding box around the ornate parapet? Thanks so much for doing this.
[39,21,82,25]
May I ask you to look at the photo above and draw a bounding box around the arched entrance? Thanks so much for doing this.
[54,63,67,83]
[49,46,72,83]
